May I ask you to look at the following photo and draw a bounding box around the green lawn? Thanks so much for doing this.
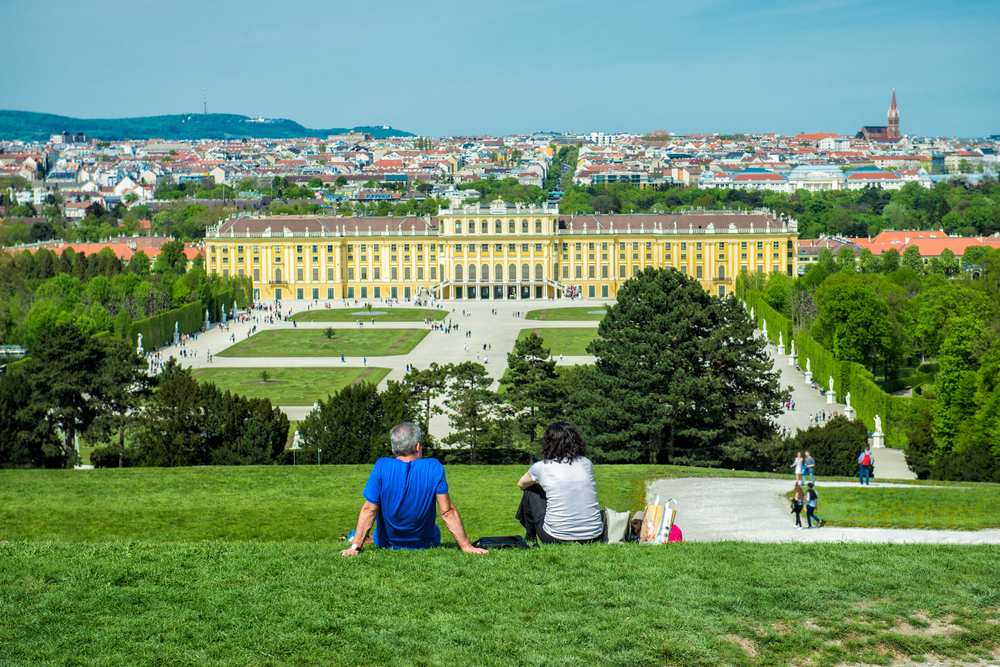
[217,328,430,357]
[191,367,390,405]
[4,466,1000,665]
[291,308,447,323]
[818,486,1000,531]
[519,327,599,356]
[524,306,608,320]
[3,542,999,667]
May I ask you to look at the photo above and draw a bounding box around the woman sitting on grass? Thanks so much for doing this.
[515,421,603,544]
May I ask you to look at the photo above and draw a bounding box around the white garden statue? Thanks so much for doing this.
[829,376,835,393]
[778,332,783,347]
[845,392,852,408]
[875,414,882,434]
[806,359,811,374]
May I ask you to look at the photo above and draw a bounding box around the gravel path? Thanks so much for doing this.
[646,478,1000,544]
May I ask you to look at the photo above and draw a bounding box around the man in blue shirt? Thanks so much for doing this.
[341,422,487,556]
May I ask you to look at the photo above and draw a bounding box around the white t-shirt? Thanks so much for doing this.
[528,457,603,541]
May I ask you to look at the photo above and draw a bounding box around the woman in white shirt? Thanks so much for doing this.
[515,422,603,544]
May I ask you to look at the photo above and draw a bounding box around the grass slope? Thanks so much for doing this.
[819,486,1000,530]
[525,306,607,320]
[291,308,446,323]
[519,327,599,356]
[2,542,998,666]
[217,328,429,357]
[4,467,1000,665]
[191,367,390,405]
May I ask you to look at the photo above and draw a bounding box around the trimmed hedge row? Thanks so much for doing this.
[133,301,205,351]
[746,288,931,449]
[746,292,793,349]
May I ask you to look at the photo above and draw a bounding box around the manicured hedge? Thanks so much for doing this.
[132,301,205,351]
[749,289,930,448]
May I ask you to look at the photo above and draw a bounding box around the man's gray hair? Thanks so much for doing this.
[390,422,421,456]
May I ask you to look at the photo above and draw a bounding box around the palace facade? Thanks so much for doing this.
[205,200,800,302]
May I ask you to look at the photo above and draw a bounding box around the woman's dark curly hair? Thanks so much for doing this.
[540,421,588,463]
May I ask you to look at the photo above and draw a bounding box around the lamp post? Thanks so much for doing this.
[318,448,322,465]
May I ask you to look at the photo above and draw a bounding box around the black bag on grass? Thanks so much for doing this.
[471,535,530,549]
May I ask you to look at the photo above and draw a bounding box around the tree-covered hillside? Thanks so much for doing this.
[0,111,414,141]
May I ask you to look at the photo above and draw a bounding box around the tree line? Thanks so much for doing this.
[1,268,792,471]
[0,239,247,350]
[754,243,1000,482]
[555,178,1000,240]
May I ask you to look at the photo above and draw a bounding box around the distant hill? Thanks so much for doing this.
[0,111,415,142]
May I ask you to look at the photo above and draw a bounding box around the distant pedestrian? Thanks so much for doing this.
[858,446,873,485]
[364,356,367,366]
[804,451,816,485]
[791,483,805,529]
[341,354,345,363]
[790,451,804,484]
[805,483,822,528]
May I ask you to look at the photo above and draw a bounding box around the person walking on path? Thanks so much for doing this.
[790,452,804,484]
[858,446,873,485]
[805,482,823,528]
[792,483,806,529]
[804,451,816,485]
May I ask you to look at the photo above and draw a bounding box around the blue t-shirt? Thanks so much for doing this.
[362,457,448,549]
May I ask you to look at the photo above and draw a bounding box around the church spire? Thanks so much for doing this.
[887,88,899,139]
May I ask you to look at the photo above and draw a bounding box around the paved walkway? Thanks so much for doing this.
[646,477,1000,544]
[762,335,915,480]
[166,297,607,435]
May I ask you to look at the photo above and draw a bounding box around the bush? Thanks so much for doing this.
[904,410,934,480]
[917,363,940,375]
[90,445,141,468]
[783,416,871,477]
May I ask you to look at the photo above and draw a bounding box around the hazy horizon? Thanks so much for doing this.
[5,0,997,139]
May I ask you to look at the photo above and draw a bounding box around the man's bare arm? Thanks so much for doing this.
[436,493,487,554]
[340,500,379,556]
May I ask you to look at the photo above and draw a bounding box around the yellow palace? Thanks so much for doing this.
[206,200,799,301]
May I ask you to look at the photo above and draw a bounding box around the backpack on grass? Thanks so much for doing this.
[471,535,531,550]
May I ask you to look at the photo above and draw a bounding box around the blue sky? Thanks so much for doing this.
[6,0,998,138]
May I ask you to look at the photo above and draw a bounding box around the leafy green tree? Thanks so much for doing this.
[201,383,288,465]
[901,245,925,275]
[153,240,188,275]
[858,248,880,274]
[817,247,836,274]
[127,250,151,276]
[335,176,347,187]
[24,322,105,464]
[913,285,993,359]
[86,337,154,467]
[0,370,62,468]
[932,316,989,460]
[581,268,786,466]
[135,371,208,467]
[812,279,897,375]
[962,245,990,270]
[500,333,565,444]
[835,247,857,275]
[880,247,901,274]
[403,362,452,448]
[298,381,417,464]
[307,177,323,189]
[442,362,500,464]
